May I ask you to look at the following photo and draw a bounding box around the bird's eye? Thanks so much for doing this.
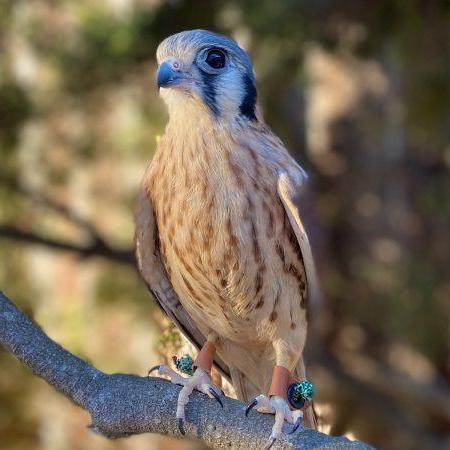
[205,49,226,69]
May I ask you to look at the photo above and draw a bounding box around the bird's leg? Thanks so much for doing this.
[148,333,223,435]
[245,341,305,449]
[245,366,300,448]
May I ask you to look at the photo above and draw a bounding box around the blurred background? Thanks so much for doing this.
[0,1,449,449]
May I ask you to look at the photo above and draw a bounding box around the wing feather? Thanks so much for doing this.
[277,173,322,311]
[278,172,319,429]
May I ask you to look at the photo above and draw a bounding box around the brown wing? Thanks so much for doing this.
[134,188,230,379]
[278,172,319,429]
[277,173,321,311]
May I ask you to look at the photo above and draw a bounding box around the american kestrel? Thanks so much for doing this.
[135,29,320,447]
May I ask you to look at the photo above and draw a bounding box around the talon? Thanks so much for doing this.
[289,416,302,434]
[266,437,276,449]
[245,398,258,417]
[148,365,161,377]
[178,417,185,435]
[209,387,223,408]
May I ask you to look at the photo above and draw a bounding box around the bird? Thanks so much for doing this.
[135,29,320,447]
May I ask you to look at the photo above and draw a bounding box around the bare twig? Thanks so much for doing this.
[0,292,372,449]
[0,225,134,265]
[0,171,131,263]
[0,170,105,240]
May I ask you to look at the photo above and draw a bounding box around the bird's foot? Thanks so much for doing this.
[246,394,303,449]
[148,363,223,435]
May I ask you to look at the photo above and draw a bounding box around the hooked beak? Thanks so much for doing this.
[156,61,186,88]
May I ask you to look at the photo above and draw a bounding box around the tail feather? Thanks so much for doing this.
[229,366,260,404]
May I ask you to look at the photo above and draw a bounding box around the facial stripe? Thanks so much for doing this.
[200,71,219,116]
[239,74,257,121]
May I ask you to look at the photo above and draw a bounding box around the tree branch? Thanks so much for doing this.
[0,170,105,238]
[0,292,372,449]
[0,225,134,265]
[0,171,134,266]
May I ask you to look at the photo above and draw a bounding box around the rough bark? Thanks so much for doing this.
[0,292,374,449]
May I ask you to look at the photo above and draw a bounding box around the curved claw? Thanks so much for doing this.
[265,437,276,449]
[147,365,161,377]
[289,416,302,434]
[178,417,185,435]
[209,387,223,408]
[245,398,258,417]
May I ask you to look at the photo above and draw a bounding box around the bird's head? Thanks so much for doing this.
[156,30,257,123]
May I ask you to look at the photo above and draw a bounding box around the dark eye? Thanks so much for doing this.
[206,49,226,69]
